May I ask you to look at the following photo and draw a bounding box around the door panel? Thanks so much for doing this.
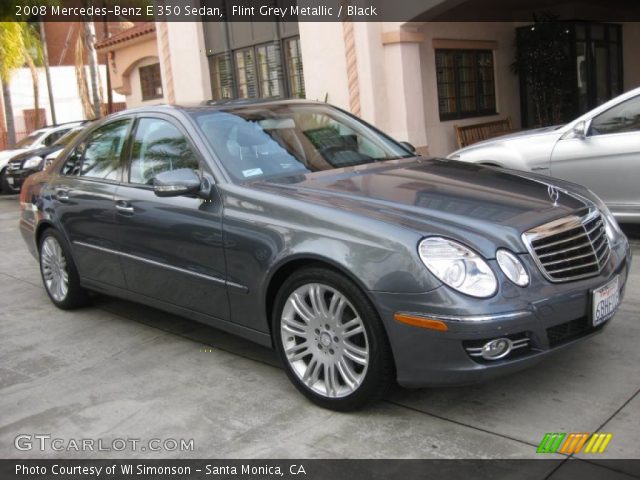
[52,119,131,287]
[115,116,230,320]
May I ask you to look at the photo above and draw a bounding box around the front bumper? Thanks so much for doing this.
[372,237,632,388]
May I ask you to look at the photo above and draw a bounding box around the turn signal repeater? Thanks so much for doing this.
[394,313,448,332]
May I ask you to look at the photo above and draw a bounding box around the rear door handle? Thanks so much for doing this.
[56,189,70,202]
[115,200,135,215]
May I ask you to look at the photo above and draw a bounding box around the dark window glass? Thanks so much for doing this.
[590,95,640,136]
[285,37,305,98]
[435,49,496,121]
[235,48,258,99]
[140,63,163,101]
[129,118,199,185]
[210,54,234,100]
[75,120,130,180]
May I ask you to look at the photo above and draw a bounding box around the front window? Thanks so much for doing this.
[191,104,412,181]
[128,118,199,185]
[589,95,640,136]
[435,49,496,121]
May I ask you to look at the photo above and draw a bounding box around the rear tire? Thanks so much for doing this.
[0,168,13,194]
[273,267,394,411]
[39,229,89,309]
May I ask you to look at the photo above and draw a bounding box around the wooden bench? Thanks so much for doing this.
[454,117,513,149]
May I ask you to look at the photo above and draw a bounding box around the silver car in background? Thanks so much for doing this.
[449,87,640,223]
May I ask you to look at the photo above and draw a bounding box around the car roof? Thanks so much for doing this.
[106,98,324,118]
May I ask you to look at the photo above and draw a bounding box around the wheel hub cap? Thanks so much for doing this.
[40,236,69,302]
[280,283,369,399]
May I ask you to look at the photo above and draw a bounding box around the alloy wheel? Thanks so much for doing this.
[41,236,69,302]
[280,283,369,398]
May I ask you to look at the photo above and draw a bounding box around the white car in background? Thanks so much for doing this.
[0,122,84,193]
[448,87,640,223]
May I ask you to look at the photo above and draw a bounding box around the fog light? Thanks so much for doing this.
[481,338,513,360]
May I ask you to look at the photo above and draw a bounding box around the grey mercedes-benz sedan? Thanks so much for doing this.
[19,100,632,410]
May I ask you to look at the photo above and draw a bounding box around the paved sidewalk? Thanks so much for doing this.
[0,194,638,478]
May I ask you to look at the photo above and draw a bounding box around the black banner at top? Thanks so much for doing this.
[2,0,640,22]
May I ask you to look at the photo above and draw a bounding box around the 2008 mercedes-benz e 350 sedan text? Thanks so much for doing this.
[19,101,632,410]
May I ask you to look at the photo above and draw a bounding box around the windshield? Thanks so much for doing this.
[14,131,44,149]
[191,104,413,181]
[53,128,83,147]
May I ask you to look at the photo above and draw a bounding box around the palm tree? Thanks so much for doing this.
[0,22,44,147]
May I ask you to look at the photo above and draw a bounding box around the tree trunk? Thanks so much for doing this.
[83,21,101,119]
[1,80,16,148]
[25,54,40,130]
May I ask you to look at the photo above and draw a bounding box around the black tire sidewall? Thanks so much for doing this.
[273,267,394,411]
[38,228,87,309]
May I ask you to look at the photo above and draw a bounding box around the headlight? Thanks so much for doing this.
[496,249,529,287]
[23,156,43,169]
[587,189,622,241]
[418,237,497,298]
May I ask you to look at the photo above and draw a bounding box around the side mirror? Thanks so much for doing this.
[153,168,202,197]
[399,141,416,154]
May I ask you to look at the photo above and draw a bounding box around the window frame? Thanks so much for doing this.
[139,63,163,101]
[435,48,497,121]
[60,118,133,184]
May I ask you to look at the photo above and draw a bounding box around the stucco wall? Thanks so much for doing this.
[419,22,522,157]
[298,22,351,110]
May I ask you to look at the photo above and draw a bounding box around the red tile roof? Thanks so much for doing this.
[95,22,156,50]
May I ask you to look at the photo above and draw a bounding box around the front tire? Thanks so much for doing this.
[273,267,394,411]
[39,229,88,309]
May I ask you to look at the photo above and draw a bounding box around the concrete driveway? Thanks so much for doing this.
[1,194,638,476]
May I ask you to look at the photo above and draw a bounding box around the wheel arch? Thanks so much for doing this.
[263,254,379,336]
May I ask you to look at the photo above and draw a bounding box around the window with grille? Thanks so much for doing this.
[210,54,234,100]
[285,37,305,98]
[208,36,305,100]
[139,63,163,101]
[435,49,496,121]
[235,48,259,99]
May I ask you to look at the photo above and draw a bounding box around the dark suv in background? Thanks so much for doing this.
[4,123,89,193]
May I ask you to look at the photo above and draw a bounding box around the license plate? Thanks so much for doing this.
[592,276,620,327]
[6,176,13,185]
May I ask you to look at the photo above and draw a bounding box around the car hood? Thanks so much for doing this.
[0,148,27,166]
[453,125,564,153]
[256,158,591,256]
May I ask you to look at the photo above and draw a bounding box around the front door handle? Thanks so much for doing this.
[56,189,70,202]
[115,200,134,215]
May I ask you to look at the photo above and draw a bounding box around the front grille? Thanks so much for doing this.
[547,316,599,347]
[523,209,610,282]
[7,162,21,171]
